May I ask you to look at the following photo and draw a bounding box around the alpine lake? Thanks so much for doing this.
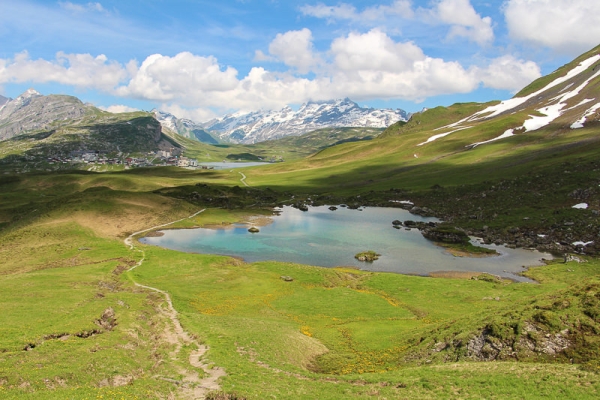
[140,205,552,282]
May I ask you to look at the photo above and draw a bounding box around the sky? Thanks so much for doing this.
[1,0,599,122]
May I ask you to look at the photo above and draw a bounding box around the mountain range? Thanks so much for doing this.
[152,110,219,144]
[154,98,409,144]
[201,98,410,144]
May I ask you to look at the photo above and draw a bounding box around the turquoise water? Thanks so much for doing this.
[140,206,550,281]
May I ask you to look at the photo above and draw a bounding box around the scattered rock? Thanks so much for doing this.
[280,276,294,282]
[23,343,36,351]
[563,254,587,263]
[95,307,117,331]
[248,227,260,233]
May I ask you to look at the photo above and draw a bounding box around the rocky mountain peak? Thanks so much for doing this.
[21,88,41,98]
[0,90,89,141]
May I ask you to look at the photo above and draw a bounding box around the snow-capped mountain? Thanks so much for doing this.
[152,110,219,144]
[201,98,410,144]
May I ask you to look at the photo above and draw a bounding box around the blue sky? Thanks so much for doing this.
[1,0,599,121]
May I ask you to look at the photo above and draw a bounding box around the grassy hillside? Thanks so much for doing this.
[179,126,384,163]
[0,171,598,398]
[0,109,182,173]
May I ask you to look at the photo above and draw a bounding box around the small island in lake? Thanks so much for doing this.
[355,250,381,262]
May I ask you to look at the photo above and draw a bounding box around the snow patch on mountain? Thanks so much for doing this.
[201,98,409,144]
[422,53,600,148]
[467,129,516,149]
[522,69,600,132]
[571,101,600,129]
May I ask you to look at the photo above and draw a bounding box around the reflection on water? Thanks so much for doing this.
[140,206,551,282]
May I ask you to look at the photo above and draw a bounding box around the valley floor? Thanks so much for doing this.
[0,169,598,399]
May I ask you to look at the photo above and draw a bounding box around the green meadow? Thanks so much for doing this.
[0,162,598,398]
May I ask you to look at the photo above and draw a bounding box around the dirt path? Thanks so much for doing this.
[238,172,249,187]
[125,210,226,399]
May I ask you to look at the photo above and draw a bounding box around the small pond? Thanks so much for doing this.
[140,205,551,282]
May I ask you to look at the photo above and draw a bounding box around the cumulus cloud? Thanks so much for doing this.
[504,0,600,55]
[116,52,239,102]
[0,51,128,91]
[328,29,479,100]
[429,0,494,45]
[100,104,140,113]
[0,31,541,113]
[267,28,320,74]
[475,55,541,92]
[159,103,218,122]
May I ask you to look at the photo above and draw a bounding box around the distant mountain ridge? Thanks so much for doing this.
[0,90,181,168]
[152,110,219,144]
[197,98,410,144]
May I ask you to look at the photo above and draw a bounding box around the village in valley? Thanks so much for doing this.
[44,149,209,170]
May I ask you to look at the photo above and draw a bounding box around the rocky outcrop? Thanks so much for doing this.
[463,324,571,361]
[0,89,89,141]
[421,226,468,244]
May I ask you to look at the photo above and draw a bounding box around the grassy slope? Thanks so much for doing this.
[0,168,598,398]
[178,126,384,163]
[131,241,599,398]
[0,178,200,398]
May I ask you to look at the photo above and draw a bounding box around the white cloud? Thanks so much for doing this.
[100,104,140,113]
[475,55,541,91]
[117,52,239,102]
[159,104,218,122]
[0,51,128,91]
[328,29,478,101]
[331,29,425,72]
[253,50,274,62]
[267,28,319,74]
[0,31,541,113]
[504,0,600,55]
[429,0,494,45]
